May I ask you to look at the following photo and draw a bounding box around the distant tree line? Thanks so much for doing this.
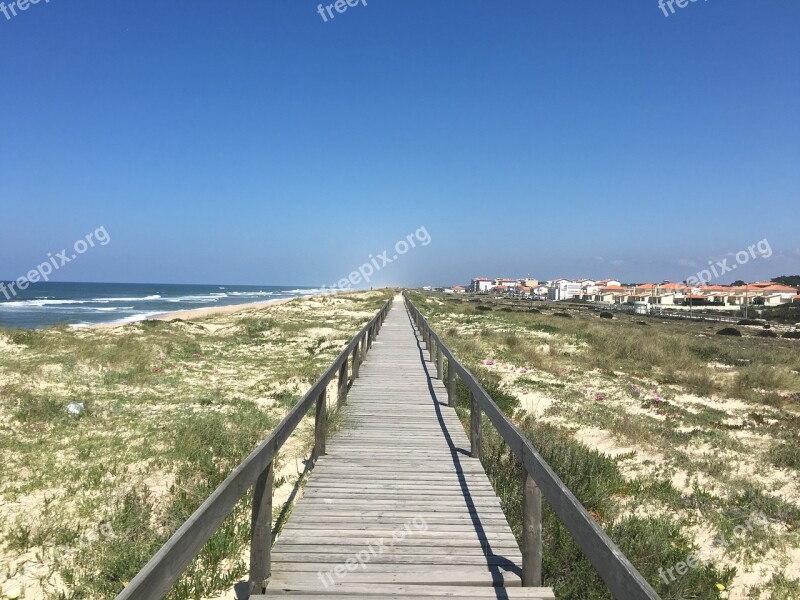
[725,275,800,287]
[772,275,800,287]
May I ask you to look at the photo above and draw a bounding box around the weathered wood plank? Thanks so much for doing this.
[264,298,541,596]
[258,584,555,598]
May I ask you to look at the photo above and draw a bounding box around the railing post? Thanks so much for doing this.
[436,345,443,379]
[338,360,348,403]
[353,340,361,378]
[313,387,327,460]
[248,460,274,595]
[429,338,436,363]
[470,389,481,459]
[522,472,543,587]
[447,361,456,407]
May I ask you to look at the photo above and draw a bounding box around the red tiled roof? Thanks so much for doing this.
[660,283,688,289]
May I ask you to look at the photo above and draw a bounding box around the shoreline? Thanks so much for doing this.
[88,297,299,329]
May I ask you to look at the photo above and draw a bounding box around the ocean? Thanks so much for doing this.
[0,282,323,329]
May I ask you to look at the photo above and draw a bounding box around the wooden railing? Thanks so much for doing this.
[116,297,393,600]
[404,293,661,600]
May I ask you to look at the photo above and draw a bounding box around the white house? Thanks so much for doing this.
[547,279,583,301]
[596,279,622,288]
[470,278,494,293]
[578,279,599,296]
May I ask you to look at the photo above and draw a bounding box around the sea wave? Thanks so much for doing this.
[0,295,166,308]
[72,311,165,327]
[0,299,87,308]
[74,306,136,312]
[163,294,226,303]
[226,291,275,297]
[89,295,162,302]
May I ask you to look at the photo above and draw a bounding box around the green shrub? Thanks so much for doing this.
[449,374,735,599]
[14,392,64,423]
[7,329,40,346]
[717,328,742,337]
[768,441,800,470]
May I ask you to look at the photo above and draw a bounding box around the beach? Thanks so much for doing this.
[89,297,298,329]
[0,283,324,330]
[0,289,392,599]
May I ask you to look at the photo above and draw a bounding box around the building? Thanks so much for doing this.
[547,279,583,301]
[459,276,797,308]
[493,278,518,289]
[470,278,493,293]
[596,279,622,288]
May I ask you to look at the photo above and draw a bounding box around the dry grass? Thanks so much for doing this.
[0,290,392,600]
[412,291,800,600]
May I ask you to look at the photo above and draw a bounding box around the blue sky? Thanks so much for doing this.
[1,0,798,287]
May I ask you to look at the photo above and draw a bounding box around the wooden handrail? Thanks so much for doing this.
[116,296,393,600]
[403,292,661,600]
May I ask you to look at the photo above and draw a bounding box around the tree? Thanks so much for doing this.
[772,275,800,288]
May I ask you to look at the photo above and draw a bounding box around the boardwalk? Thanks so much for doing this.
[259,297,554,598]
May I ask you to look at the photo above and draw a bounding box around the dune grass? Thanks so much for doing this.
[415,291,800,600]
[0,290,391,599]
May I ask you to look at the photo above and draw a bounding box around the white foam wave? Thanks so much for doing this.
[89,295,162,302]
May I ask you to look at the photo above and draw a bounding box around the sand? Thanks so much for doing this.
[88,298,298,330]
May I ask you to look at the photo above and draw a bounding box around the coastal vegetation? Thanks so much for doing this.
[0,290,391,599]
[410,291,800,600]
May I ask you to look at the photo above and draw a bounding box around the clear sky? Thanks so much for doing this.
[1,0,798,287]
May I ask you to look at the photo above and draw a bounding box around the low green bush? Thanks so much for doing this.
[717,327,742,337]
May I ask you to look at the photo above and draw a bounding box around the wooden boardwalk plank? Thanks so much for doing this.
[264,296,553,598]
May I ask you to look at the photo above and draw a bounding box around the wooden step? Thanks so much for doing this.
[257,583,555,598]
